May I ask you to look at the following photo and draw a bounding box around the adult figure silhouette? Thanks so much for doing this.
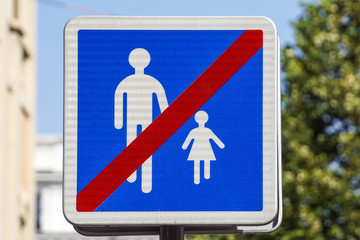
[115,48,169,193]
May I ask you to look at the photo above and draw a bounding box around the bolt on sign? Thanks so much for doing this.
[63,16,282,235]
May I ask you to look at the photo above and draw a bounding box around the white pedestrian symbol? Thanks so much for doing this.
[182,111,225,184]
[114,48,169,193]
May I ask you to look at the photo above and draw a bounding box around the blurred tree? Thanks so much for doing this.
[190,0,360,239]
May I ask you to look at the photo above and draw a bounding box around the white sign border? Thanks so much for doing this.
[63,16,279,226]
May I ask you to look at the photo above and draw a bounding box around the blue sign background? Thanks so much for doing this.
[77,30,263,211]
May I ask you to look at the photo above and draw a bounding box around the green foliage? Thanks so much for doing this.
[190,0,360,239]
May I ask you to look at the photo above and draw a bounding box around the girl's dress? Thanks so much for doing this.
[185,128,217,161]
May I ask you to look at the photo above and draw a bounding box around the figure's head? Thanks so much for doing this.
[128,48,150,70]
[195,111,208,125]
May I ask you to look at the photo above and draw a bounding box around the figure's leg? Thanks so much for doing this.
[127,124,137,182]
[142,156,152,193]
[194,160,200,184]
[204,160,211,179]
[141,123,152,193]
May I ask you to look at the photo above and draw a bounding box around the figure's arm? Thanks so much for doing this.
[155,85,169,113]
[182,131,194,150]
[114,87,124,129]
[210,130,225,149]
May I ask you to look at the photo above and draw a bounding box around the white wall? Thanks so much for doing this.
[35,136,63,172]
[40,185,74,233]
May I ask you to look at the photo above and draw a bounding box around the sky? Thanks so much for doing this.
[37,0,313,134]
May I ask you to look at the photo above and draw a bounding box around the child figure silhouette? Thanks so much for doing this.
[182,111,225,184]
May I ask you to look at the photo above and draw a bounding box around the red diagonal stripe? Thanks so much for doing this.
[77,30,263,211]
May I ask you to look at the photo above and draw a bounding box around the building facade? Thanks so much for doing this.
[0,0,37,239]
[35,136,73,234]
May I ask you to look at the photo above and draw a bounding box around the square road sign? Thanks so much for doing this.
[63,16,282,233]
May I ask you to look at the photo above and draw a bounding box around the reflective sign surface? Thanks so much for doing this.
[64,17,279,226]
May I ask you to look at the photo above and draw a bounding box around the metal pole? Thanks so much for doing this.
[160,226,185,240]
